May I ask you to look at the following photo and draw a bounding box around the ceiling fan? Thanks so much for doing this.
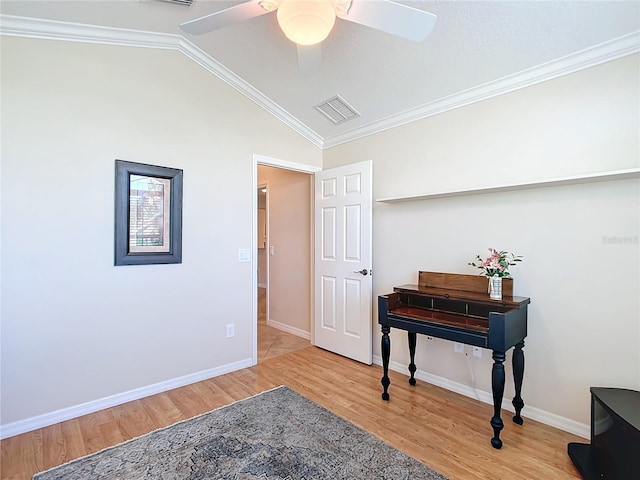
[179,0,437,46]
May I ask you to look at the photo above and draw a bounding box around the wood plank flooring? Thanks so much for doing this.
[1,344,584,480]
[2,290,583,479]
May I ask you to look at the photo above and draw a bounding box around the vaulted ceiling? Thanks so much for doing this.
[1,0,639,148]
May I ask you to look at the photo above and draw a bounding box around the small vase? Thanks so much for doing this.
[489,276,503,300]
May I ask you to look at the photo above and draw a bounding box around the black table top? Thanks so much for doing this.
[591,387,640,431]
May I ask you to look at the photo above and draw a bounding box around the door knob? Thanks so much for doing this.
[353,269,369,276]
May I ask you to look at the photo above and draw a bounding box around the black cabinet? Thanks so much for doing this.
[568,387,640,479]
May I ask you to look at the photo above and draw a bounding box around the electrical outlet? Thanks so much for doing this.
[473,346,482,358]
[454,342,464,353]
[226,324,235,338]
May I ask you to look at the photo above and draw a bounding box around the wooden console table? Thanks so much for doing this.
[378,271,531,449]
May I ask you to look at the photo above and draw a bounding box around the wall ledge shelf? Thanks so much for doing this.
[375,168,640,203]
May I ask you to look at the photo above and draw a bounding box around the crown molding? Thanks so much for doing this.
[0,14,179,48]
[0,15,324,148]
[177,39,323,147]
[323,31,640,149]
[2,15,637,151]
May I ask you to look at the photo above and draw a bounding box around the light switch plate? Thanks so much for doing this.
[238,248,250,262]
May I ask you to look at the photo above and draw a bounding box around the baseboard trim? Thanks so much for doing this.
[372,355,589,439]
[1,351,589,440]
[266,319,311,340]
[0,357,254,440]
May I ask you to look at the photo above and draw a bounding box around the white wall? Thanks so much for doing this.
[257,165,312,336]
[0,36,321,429]
[323,54,640,427]
[2,34,638,438]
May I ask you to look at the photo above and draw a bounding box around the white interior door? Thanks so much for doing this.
[314,161,372,364]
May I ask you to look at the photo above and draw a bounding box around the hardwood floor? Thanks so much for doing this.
[1,299,583,479]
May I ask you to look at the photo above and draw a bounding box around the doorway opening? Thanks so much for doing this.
[253,155,320,364]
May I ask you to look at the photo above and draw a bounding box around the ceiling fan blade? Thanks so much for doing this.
[339,0,437,42]
[180,0,270,35]
[297,44,322,76]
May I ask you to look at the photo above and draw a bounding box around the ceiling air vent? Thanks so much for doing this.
[314,95,360,125]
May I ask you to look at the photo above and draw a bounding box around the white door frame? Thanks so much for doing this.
[252,154,321,365]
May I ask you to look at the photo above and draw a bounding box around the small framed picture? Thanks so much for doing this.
[114,160,183,266]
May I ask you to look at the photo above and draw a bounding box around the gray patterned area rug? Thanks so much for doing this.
[33,386,447,480]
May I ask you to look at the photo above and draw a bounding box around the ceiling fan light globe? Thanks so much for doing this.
[277,0,336,46]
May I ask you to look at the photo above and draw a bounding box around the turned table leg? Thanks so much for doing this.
[408,331,417,386]
[381,325,391,400]
[512,340,525,425]
[490,350,506,449]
